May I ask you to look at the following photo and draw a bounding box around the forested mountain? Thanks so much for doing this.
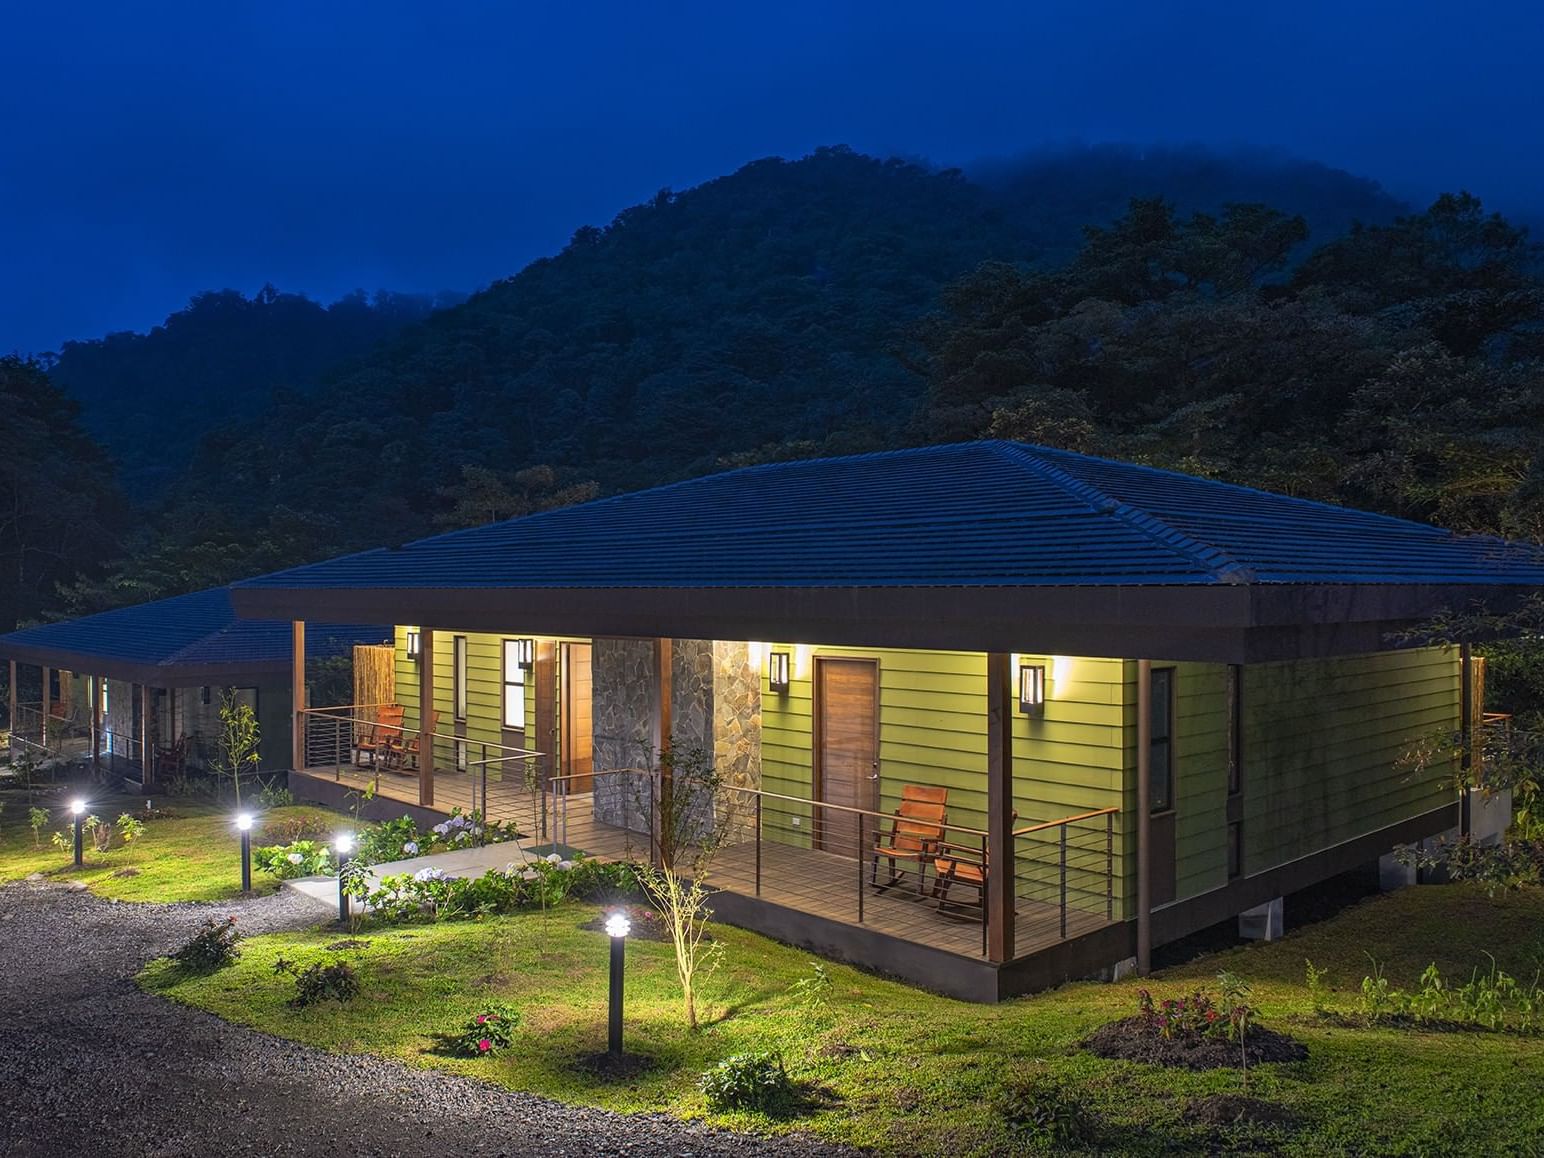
[46,287,449,497]
[176,145,1405,538]
[0,357,122,632]
[38,142,1540,644]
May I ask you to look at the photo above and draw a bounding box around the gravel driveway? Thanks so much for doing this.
[0,882,855,1157]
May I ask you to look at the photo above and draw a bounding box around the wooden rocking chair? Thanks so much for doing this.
[354,704,405,767]
[869,785,948,896]
[153,736,189,780]
[931,810,1017,920]
[383,709,437,773]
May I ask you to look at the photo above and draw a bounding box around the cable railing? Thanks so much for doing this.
[298,704,544,836]
[535,764,1118,960]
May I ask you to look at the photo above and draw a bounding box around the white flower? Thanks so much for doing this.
[432,822,448,836]
[286,852,303,865]
[545,852,562,864]
[402,841,419,856]
[503,863,517,874]
[413,867,445,883]
[557,860,574,871]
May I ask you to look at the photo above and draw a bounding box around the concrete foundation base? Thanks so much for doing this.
[1469,787,1513,847]
[1238,896,1284,941]
[1379,850,1419,891]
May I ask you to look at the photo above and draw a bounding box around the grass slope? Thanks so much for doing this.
[142,884,1544,1155]
[0,788,341,902]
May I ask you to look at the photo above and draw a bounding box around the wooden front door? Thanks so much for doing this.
[560,643,594,794]
[814,657,879,856]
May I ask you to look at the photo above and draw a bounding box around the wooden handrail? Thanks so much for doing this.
[1013,806,1119,837]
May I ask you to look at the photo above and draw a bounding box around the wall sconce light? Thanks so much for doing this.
[405,630,421,660]
[1018,663,1047,716]
[768,650,791,693]
[515,638,535,671]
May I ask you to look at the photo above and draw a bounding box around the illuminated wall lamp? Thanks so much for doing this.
[768,650,791,693]
[514,637,535,671]
[405,630,421,661]
[1018,663,1047,716]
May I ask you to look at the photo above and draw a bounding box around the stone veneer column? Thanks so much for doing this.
[590,638,761,833]
[591,639,655,832]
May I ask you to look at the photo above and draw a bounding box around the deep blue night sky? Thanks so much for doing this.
[4,0,1540,354]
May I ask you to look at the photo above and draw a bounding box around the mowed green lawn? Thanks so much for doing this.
[141,883,1544,1155]
[0,786,341,901]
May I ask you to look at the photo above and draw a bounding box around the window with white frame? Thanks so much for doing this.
[502,639,526,729]
[453,635,468,721]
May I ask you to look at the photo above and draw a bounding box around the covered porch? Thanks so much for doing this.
[288,631,1126,1000]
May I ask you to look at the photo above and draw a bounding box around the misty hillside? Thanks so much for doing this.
[47,287,451,496]
[972,143,1405,263]
[178,144,1405,530]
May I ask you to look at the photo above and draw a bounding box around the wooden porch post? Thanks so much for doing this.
[652,637,674,867]
[140,683,154,792]
[985,651,1016,963]
[418,628,435,807]
[291,621,306,772]
[6,659,15,744]
[534,639,556,789]
[1459,643,1473,837]
[90,675,102,773]
[1136,659,1153,976]
[40,665,51,748]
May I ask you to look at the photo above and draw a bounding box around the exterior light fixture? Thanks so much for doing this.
[236,813,253,893]
[515,638,535,671]
[605,910,630,1056]
[768,650,791,694]
[334,832,355,924]
[1018,663,1047,716]
[70,799,86,867]
[405,630,421,661]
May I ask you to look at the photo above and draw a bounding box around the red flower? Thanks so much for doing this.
[478,1039,492,1052]
[475,1014,487,1024]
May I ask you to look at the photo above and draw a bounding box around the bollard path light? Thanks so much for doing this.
[605,910,631,1057]
[334,832,355,924]
[236,813,253,893]
[70,798,87,867]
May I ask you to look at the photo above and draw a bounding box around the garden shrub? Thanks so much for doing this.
[1137,986,1244,1042]
[275,956,360,1007]
[699,1051,797,1115]
[999,1073,1096,1149]
[354,814,420,865]
[258,814,333,845]
[1358,956,1543,1032]
[173,916,242,972]
[448,1003,521,1056]
[1085,978,1305,1069]
[358,854,645,925]
[252,839,332,879]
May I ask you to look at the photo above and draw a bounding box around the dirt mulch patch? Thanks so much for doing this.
[1183,1093,1299,1129]
[1084,1016,1307,1070]
[573,1049,658,1081]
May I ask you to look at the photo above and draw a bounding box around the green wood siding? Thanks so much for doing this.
[1240,648,1458,875]
[760,646,1130,916]
[1126,647,1461,906]
[395,628,571,776]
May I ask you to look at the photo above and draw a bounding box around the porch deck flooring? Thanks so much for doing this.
[294,767,1114,963]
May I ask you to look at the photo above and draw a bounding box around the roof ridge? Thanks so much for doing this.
[988,442,1256,585]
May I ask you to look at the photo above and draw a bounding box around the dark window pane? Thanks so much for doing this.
[1148,668,1175,813]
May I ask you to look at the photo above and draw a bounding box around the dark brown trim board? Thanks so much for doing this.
[230,582,1540,665]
